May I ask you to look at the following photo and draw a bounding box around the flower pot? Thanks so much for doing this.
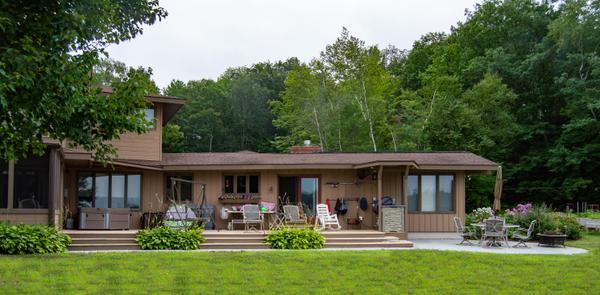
[65,218,75,229]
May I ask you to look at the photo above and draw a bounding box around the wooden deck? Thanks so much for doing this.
[64,230,413,251]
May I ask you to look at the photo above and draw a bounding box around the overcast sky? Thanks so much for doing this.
[106,0,481,88]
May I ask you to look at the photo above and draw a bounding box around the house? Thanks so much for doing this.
[0,89,499,234]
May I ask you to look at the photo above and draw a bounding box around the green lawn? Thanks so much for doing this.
[1,233,599,294]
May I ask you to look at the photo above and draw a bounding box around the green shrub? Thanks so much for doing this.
[265,227,325,249]
[136,226,205,250]
[0,223,71,254]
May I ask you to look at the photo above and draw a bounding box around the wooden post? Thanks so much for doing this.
[7,160,14,209]
[403,165,409,232]
[377,165,383,231]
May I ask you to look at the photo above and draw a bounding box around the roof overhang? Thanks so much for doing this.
[100,85,186,126]
[352,161,418,169]
[62,150,162,171]
[147,96,185,126]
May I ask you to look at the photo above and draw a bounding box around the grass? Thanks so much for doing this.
[1,233,599,294]
[575,211,600,219]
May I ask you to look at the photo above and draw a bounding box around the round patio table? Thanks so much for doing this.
[470,223,520,247]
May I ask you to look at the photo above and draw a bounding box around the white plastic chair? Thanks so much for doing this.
[314,204,341,231]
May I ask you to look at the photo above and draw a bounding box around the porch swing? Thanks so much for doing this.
[164,177,215,230]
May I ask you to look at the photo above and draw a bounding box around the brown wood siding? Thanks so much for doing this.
[187,169,406,230]
[108,103,163,161]
[407,171,465,232]
[0,210,50,224]
[61,165,467,232]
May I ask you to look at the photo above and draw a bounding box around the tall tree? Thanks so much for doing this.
[0,0,167,161]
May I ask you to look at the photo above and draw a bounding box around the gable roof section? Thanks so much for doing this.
[99,85,185,125]
[120,151,498,171]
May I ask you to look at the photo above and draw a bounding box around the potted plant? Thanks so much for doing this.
[63,206,74,229]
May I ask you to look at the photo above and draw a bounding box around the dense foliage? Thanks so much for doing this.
[265,227,325,249]
[163,59,300,152]
[0,0,166,162]
[0,223,71,254]
[136,226,205,250]
[164,0,599,208]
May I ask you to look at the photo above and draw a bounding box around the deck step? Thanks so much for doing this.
[69,243,140,251]
[324,237,394,243]
[201,243,270,250]
[71,238,137,245]
[204,237,265,244]
[64,230,412,250]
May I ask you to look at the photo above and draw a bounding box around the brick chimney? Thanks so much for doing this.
[289,140,322,154]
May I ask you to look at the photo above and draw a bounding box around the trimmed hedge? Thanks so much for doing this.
[265,227,325,249]
[0,223,71,254]
[136,226,205,250]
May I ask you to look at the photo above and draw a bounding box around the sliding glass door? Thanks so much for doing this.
[300,177,319,216]
[278,176,320,217]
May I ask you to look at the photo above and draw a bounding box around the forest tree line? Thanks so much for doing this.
[108,0,598,208]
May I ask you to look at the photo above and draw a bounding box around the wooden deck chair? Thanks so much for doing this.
[283,205,307,226]
[315,204,341,231]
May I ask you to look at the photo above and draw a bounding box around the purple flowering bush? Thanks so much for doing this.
[505,203,532,216]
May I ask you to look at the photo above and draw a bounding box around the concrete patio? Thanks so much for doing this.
[407,233,588,255]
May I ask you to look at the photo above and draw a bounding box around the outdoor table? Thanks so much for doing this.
[470,222,520,247]
[228,210,280,230]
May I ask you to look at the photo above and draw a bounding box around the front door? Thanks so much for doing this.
[278,176,319,217]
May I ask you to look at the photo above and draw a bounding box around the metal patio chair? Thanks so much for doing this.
[453,216,476,246]
[241,204,264,232]
[512,220,536,248]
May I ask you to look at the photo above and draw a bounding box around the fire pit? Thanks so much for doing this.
[537,233,567,248]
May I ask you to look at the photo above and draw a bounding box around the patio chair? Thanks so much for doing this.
[482,218,508,247]
[314,204,341,231]
[241,204,264,232]
[512,220,536,248]
[453,216,476,246]
[283,205,307,226]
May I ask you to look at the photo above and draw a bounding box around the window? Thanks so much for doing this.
[0,160,7,208]
[236,175,246,193]
[127,175,141,209]
[249,175,259,194]
[407,174,455,213]
[144,108,155,129]
[14,153,49,209]
[166,175,193,202]
[223,174,260,194]
[407,175,419,212]
[77,172,142,209]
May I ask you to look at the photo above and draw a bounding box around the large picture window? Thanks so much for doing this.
[223,174,259,194]
[77,172,141,209]
[407,174,455,213]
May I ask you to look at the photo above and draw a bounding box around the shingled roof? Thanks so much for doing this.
[120,151,498,171]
